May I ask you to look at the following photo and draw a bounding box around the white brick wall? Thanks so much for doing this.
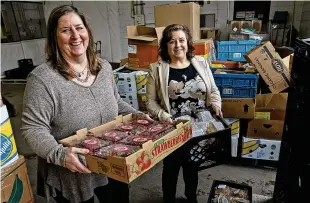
[300,1,310,38]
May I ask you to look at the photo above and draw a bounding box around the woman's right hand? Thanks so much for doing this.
[65,147,91,173]
[159,111,173,123]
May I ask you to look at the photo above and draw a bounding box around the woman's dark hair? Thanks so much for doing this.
[159,24,195,63]
[45,5,101,79]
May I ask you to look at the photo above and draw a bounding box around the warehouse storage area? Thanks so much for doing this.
[1,1,309,203]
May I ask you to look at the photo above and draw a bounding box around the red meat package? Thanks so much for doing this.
[132,119,152,126]
[93,144,141,158]
[117,123,148,136]
[93,130,128,142]
[119,135,153,146]
[151,126,175,140]
[142,121,174,137]
[80,137,111,152]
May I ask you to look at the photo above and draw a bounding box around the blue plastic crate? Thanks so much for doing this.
[218,87,257,98]
[213,73,259,88]
[217,53,229,61]
[217,40,261,62]
[217,41,236,52]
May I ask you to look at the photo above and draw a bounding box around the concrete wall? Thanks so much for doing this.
[300,1,310,38]
[1,1,122,72]
[269,1,304,46]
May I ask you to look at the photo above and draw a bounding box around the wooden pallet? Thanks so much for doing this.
[1,79,27,84]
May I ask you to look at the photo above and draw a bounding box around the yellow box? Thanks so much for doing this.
[1,105,18,168]
[224,118,240,135]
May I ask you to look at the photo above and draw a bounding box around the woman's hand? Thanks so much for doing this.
[144,114,154,122]
[159,112,173,123]
[212,105,223,118]
[65,147,91,173]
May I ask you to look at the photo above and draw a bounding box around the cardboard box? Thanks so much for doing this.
[119,92,139,110]
[231,134,239,157]
[222,98,256,119]
[200,28,218,40]
[114,71,137,93]
[224,118,240,135]
[194,38,217,63]
[247,93,288,140]
[59,114,192,183]
[1,104,19,168]
[241,137,281,161]
[137,93,147,111]
[1,155,34,203]
[207,180,252,203]
[245,41,290,93]
[135,71,148,94]
[126,26,164,69]
[154,3,200,41]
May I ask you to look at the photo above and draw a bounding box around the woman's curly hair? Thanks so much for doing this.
[158,24,195,63]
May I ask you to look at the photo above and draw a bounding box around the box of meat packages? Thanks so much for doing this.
[59,114,191,183]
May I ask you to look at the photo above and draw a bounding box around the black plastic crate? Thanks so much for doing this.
[207,180,253,203]
[187,118,231,171]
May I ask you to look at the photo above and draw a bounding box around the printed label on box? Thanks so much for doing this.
[128,45,137,54]
[223,88,233,95]
[255,112,270,120]
[233,53,242,58]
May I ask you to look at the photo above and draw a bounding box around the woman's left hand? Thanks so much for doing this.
[144,114,154,122]
[212,105,223,118]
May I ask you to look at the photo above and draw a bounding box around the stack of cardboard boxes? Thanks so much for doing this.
[221,41,293,161]
[0,98,34,202]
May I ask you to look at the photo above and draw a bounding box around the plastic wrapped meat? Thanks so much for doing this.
[191,122,208,137]
[117,124,148,136]
[151,126,175,140]
[94,144,141,158]
[206,119,225,134]
[211,184,250,203]
[80,137,111,152]
[195,110,213,122]
[173,115,193,122]
[119,135,152,146]
[145,122,174,136]
[94,130,128,142]
[133,119,152,126]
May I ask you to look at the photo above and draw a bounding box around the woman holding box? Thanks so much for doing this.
[21,5,151,203]
[146,24,222,203]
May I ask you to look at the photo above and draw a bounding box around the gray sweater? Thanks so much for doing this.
[21,60,139,202]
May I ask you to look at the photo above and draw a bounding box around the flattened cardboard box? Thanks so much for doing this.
[1,155,34,203]
[222,98,256,119]
[126,26,164,69]
[154,3,200,41]
[247,93,288,140]
[245,41,290,93]
[60,114,191,184]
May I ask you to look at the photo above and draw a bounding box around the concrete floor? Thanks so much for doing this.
[2,83,275,203]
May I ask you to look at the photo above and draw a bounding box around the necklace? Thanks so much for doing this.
[73,65,87,78]
[75,68,90,83]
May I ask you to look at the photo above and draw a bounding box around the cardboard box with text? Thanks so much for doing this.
[222,98,256,119]
[245,41,290,93]
[126,26,164,69]
[60,114,191,184]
